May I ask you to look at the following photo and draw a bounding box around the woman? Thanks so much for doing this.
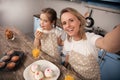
[60,7,120,80]
[34,8,62,63]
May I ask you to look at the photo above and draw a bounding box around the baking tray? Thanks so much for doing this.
[0,50,24,71]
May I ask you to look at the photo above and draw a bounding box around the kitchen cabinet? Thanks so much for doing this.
[87,0,120,10]
[98,50,120,80]
[33,14,40,33]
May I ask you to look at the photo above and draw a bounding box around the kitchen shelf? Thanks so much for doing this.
[85,4,120,14]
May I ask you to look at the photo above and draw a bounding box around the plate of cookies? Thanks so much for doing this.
[0,50,24,71]
[23,60,60,80]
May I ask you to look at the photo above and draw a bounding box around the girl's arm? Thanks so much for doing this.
[96,24,120,53]
[33,38,41,49]
[57,36,64,46]
[33,30,42,49]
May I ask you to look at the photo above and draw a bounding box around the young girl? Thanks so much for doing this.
[34,8,62,63]
[60,7,120,80]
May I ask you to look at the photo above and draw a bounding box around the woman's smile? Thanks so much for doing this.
[61,12,80,37]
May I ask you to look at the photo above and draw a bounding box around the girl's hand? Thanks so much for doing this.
[35,30,43,40]
[57,36,64,46]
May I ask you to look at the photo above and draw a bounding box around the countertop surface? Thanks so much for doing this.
[0,26,82,80]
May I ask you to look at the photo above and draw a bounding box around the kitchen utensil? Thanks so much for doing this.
[85,9,94,28]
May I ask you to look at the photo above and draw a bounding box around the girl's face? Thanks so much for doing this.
[61,12,81,38]
[40,13,53,30]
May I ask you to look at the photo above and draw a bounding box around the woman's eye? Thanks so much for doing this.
[70,19,74,22]
[62,22,66,25]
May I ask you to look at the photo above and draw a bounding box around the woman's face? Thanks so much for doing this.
[61,12,81,37]
[40,13,53,30]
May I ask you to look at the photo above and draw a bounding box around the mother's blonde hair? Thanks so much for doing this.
[60,7,86,41]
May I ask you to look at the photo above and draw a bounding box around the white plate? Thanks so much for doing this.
[23,60,60,80]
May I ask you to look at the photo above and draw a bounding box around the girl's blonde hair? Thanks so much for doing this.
[60,7,86,41]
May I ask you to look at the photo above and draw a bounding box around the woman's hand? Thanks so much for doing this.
[64,54,69,67]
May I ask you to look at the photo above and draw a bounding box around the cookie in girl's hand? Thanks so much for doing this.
[37,28,49,34]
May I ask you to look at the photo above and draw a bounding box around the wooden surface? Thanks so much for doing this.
[0,26,82,80]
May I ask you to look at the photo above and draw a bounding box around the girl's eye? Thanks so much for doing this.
[40,18,48,23]
[44,20,48,23]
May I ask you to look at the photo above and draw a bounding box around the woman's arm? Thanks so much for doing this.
[64,54,69,67]
[96,24,120,53]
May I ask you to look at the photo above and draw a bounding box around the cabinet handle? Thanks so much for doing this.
[98,50,107,65]
[98,56,105,61]
[117,58,120,60]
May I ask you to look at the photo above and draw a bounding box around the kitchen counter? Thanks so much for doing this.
[0,26,82,80]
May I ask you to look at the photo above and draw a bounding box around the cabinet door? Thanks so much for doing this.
[34,16,40,33]
[98,51,120,80]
